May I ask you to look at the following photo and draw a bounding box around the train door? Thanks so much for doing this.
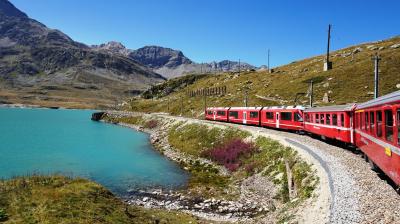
[350,112,354,144]
[396,107,400,146]
[243,111,247,124]
[213,111,216,120]
[276,112,280,128]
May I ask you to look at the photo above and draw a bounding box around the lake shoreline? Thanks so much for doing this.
[97,111,327,223]
[98,112,249,222]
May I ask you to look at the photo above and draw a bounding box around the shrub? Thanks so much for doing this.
[244,162,257,175]
[0,208,8,221]
[144,119,158,129]
[203,139,255,172]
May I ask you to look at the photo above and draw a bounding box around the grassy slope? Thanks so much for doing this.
[127,36,400,117]
[0,175,200,224]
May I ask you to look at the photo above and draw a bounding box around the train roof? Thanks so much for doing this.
[262,105,305,110]
[356,90,400,109]
[304,104,355,112]
[229,107,263,110]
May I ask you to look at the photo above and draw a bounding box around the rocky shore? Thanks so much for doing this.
[0,103,61,109]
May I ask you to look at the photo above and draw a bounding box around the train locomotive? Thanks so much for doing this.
[205,90,400,187]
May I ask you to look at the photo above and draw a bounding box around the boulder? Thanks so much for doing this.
[390,43,400,49]
[352,47,363,54]
[366,45,378,50]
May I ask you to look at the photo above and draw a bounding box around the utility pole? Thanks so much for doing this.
[309,80,314,107]
[373,53,381,99]
[324,24,332,71]
[238,59,241,75]
[204,90,207,115]
[244,89,248,107]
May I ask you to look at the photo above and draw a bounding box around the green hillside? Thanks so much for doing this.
[127,36,400,117]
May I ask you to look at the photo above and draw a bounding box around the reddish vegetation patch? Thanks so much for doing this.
[202,139,256,172]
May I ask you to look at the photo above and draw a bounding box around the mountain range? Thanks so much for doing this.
[0,0,258,108]
[92,42,256,79]
[0,0,168,108]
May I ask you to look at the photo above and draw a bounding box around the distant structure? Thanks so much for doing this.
[267,49,274,73]
[372,53,381,98]
[238,59,241,75]
[324,24,333,71]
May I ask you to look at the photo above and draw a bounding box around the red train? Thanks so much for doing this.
[205,90,400,187]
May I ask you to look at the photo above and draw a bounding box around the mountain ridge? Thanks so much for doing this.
[92,41,257,79]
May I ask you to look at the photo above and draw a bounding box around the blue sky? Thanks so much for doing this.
[10,0,400,67]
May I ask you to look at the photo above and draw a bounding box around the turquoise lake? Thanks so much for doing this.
[0,107,188,196]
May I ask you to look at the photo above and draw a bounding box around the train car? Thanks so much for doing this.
[354,90,400,185]
[304,104,356,144]
[228,107,262,125]
[205,107,230,122]
[260,106,305,131]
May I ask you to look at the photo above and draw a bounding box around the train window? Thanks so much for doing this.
[281,112,292,121]
[332,114,338,126]
[316,114,320,123]
[385,110,394,142]
[340,114,345,127]
[266,112,274,119]
[207,111,213,115]
[365,112,369,131]
[250,111,258,118]
[320,114,325,124]
[370,111,375,135]
[305,113,310,122]
[217,111,226,116]
[377,111,383,137]
[397,110,400,146]
[355,113,359,129]
[294,113,303,122]
[229,111,239,119]
[326,114,331,125]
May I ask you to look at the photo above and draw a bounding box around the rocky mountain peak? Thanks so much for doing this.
[91,41,131,56]
[129,46,193,69]
[0,0,27,18]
